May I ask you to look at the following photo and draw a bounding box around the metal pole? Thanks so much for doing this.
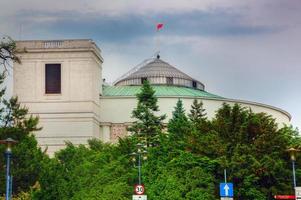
[224,169,227,183]
[292,160,296,189]
[9,176,13,199]
[138,153,141,185]
[5,151,11,200]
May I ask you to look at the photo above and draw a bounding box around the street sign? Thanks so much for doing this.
[220,183,233,197]
[296,187,301,199]
[133,195,147,200]
[274,195,296,199]
[220,198,233,200]
[134,184,145,195]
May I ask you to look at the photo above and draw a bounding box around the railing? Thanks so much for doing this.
[44,41,63,48]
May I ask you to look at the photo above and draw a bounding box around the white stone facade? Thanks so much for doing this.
[99,96,291,141]
[99,97,290,125]
[14,40,103,155]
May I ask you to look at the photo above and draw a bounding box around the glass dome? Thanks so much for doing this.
[114,55,205,91]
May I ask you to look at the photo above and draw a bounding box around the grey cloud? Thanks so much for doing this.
[0,0,300,130]
[5,8,283,43]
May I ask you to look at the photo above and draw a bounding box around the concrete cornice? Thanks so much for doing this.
[222,98,292,120]
[16,39,103,62]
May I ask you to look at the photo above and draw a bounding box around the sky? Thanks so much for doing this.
[1,0,301,129]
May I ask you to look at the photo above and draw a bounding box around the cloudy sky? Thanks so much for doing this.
[1,0,301,129]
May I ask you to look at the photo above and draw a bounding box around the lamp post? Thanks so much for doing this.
[0,138,17,200]
[131,143,147,185]
[287,147,300,189]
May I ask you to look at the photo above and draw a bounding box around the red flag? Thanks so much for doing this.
[156,23,163,31]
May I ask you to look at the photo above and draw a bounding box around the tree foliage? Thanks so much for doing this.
[34,82,301,200]
[210,103,298,199]
[0,72,296,200]
[0,38,46,197]
[0,37,21,71]
[168,99,192,149]
[33,140,136,200]
[33,82,300,200]
[188,99,206,124]
[127,80,166,146]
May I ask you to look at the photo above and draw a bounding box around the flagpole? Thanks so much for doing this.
[155,29,159,56]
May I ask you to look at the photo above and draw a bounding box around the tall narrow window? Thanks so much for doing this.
[166,77,173,85]
[45,64,61,94]
[141,77,147,84]
[192,81,197,88]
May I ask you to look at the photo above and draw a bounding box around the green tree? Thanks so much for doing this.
[144,116,217,200]
[187,99,214,153]
[211,103,298,199]
[128,80,165,146]
[144,151,217,200]
[188,99,206,124]
[168,99,192,149]
[0,37,21,71]
[33,98,300,200]
[34,140,135,200]
[0,37,46,196]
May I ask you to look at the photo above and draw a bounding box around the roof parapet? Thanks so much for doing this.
[15,39,103,62]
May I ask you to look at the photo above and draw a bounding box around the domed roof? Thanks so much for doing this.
[124,57,192,80]
[114,55,205,90]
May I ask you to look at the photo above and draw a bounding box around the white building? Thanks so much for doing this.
[14,39,291,155]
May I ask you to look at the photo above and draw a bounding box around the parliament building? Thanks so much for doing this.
[13,39,291,155]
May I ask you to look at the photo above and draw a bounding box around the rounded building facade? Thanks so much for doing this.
[99,55,291,143]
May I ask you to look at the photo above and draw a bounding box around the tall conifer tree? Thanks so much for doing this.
[188,98,209,133]
[168,99,192,148]
[128,80,165,146]
[189,99,206,123]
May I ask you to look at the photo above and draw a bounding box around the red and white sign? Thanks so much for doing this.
[274,195,295,199]
[134,184,145,195]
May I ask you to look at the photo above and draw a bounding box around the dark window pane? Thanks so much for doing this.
[166,77,173,85]
[141,77,147,84]
[192,81,197,88]
[45,64,61,94]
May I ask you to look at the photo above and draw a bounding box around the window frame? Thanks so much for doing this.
[192,81,197,88]
[166,77,173,85]
[141,77,148,84]
[45,63,61,94]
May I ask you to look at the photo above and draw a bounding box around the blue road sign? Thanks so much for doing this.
[220,183,233,197]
